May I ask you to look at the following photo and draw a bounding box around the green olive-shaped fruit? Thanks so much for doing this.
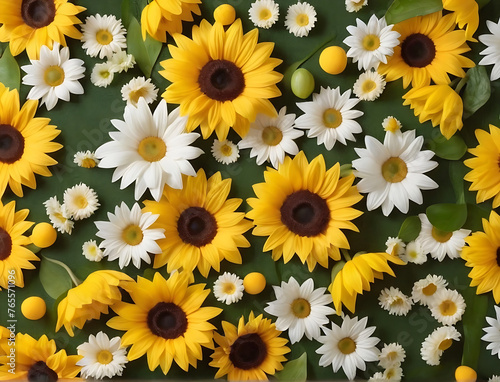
[291,68,315,99]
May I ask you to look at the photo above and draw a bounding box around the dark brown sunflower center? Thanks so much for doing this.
[496,247,500,267]
[147,302,188,340]
[0,124,25,164]
[280,190,330,237]
[0,227,12,261]
[401,33,436,68]
[177,207,217,247]
[28,361,58,382]
[198,59,245,102]
[229,333,267,370]
[21,0,56,29]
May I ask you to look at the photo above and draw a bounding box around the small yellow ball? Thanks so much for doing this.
[319,46,348,75]
[31,222,57,248]
[214,4,236,26]
[243,272,266,295]
[21,296,46,320]
[455,366,477,382]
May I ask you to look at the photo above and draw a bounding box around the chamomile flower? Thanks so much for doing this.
[74,151,100,168]
[353,70,386,101]
[400,240,427,264]
[429,288,466,325]
[249,0,279,29]
[44,196,74,235]
[385,237,405,256]
[382,116,402,133]
[482,305,500,358]
[343,15,400,70]
[384,365,403,381]
[91,62,114,88]
[213,272,244,305]
[121,76,158,106]
[346,0,368,12]
[21,43,85,111]
[238,106,302,169]
[368,372,386,382]
[420,326,461,366]
[379,343,406,368]
[489,376,500,382]
[479,18,500,81]
[109,50,135,73]
[81,14,127,59]
[63,183,100,221]
[378,287,412,316]
[82,239,104,262]
[295,86,363,150]
[211,139,240,164]
[285,2,317,37]
[411,274,448,306]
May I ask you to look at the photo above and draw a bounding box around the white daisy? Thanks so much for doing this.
[82,239,104,262]
[420,326,461,366]
[74,150,100,168]
[429,288,466,326]
[109,50,135,73]
[90,61,115,88]
[346,0,368,13]
[353,70,386,101]
[411,274,448,306]
[77,331,128,379]
[211,139,240,164]
[249,0,279,29]
[416,213,471,262]
[368,372,386,382]
[400,240,427,264]
[43,196,74,235]
[378,287,412,316]
[285,2,317,37]
[316,315,380,380]
[237,106,302,169]
[385,236,405,256]
[265,277,335,344]
[21,43,85,111]
[352,129,438,216]
[489,376,500,382]
[382,116,402,133]
[63,183,100,221]
[383,365,403,381]
[479,18,500,81]
[121,76,158,107]
[343,15,400,71]
[81,14,127,59]
[213,272,244,305]
[378,342,406,368]
[95,98,203,201]
[482,305,500,358]
[295,86,363,150]
[94,202,165,269]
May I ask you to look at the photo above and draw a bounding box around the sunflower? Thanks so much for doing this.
[462,210,500,303]
[142,169,253,277]
[442,0,479,41]
[107,272,222,374]
[0,331,81,380]
[378,12,474,89]
[0,200,37,290]
[246,151,363,272]
[0,0,85,59]
[464,125,500,207]
[0,83,62,198]
[209,311,290,380]
[160,18,283,140]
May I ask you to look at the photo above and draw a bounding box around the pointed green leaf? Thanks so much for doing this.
[463,66,491,119]
[449,161,468,204]
[121,0,132,28]
[0,45,20,91]
[39,257,74,299]
[462,287,489,369]
[428,134,467,160]
[426,203,467,232]
[385,0,443,25]
[331,260,346,283]
[127,16,162,77]
[275,353,307,382]
[398,216,421,242]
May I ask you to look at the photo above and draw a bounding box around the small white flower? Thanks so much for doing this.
[383,365,403,381]
[385,236,405,256]
[382,116,402,133]
[74,150,100,168]
[378,287,412,316]
[213,272,244,305]
[420,326,460,366]
[353,70,386,101]
[411,274,448,306]
[368,372,386,382]
[482,305,500,358]
[489,376,500,382]
[400,240,427,264]
[82,239,104,262]
[285,2,317,37]
[109,50,135,73]
[345,0,368,13]
[121,76,158,106]
[378,342,406,369]
[44,196,74,234]
[479,18,500,81]
[81,14,127,59]
[91,62,115,88]
[211,139,240,164]
[63,183,100,221]
[429,288,466,326]
[249,0,279,29]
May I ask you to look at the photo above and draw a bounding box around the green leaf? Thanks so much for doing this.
[465,203,490,231]
[449,161,468,204]
[463,66,491,119]
[428,134,468,160]
[476,0,491,9]
[0,46,20,91]
[331,260,346,283]
[275,352,307,382]
[461,287,489,368]
[385,0,443,25]
[121,0,132,28]
[398,216,421,242]
[426,203,467,232]
[127,16,162,77]
[39,257,74,299]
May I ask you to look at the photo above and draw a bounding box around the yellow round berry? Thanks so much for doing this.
[243,272,266,295]
[31,222,57,248]
[214,4,236,26]
[319,46,348,75]
[21,296,46,320]
[455,366,477,382]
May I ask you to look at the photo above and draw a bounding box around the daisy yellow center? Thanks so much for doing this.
[81,158,97,168]
[220,144,233,157]
[323,108,342,129]
[431,227,453,243]
[362,34,380,51]
[296,13,309,27]
[438,339,453,351]
[73,195,88,209]
[129,88,149,106]
[138,136,166,162]
[21,0,56,29]
[439,299,457,316]
[87,245,98,257]
[0,227,12,261]
[387,351,398,362]
[391,297,404,307]
[382,157,408,183]
[422,283,437,296]
[386,368,396,379]
[96,350,113,365]
[262,126,283,146]
[121,224,143,246]
[259,8,272,20]
[222,282,236,295]
[100,69,111,78]
[385,118,400,133]
[362,79,377,93]
[338,337,356,355]
[44,66,65,87]
[291,298,311,318]
[96,29,113,45]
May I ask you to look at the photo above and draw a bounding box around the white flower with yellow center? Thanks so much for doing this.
[489,376,500,382]
[295,86,363,150]
[343,15,400,70]
[63,183,100,221]
[429,288,466,326]
[265,277,335,344]
[74,150,100,168]
[91,61,115,88]
[378,342,406,368]
[353,129,438,216]
[249,0,279,29]
[95,98,203,201]
[316,315,380,380]
[384,365,403,381]
[353,70,386,101]
[95,202,165,269]
[382,116,402,133]
[420,326,460,366]
[77,331,128,379]
[378,287,412,316]
[21,43,85,111]
[44,196,74,235]
[482,305,500,358]
[400,240,427,264]
[411,274,448,306]
[109,50,135,73]
[345,0,368,12]
[211,139,240,164]
[285,2,317,37]
[213,272,244,305]
[121,76,158,107]
[81,14,127,59]
[368,372,386,382]
[82,239,104,262]
[385,236,405,256]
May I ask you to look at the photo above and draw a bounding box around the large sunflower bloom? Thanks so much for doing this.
[0,83,62,198]
[143,169,253,277]
[210,311,290,381]
[443,0,479,41]
[0,0,85,59]
[464,125,500,207]
[160,19,283,140]
[0,330,81,380]
[107,272,222,374]
[0,200,37,290]
[246,151,363,272]
[378,12,474,89]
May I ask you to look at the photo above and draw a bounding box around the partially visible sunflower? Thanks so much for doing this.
[0,83,62,198]
[107,272,222,374]
[0,0,85,59]
[378,12,474,89]
[246,151,363,272]
[442,0,479,41]
[160,19,283,140]
[210,311,290,380]
[143,169,252,277]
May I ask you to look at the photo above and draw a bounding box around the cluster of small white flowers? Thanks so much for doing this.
[91,50,135,88]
